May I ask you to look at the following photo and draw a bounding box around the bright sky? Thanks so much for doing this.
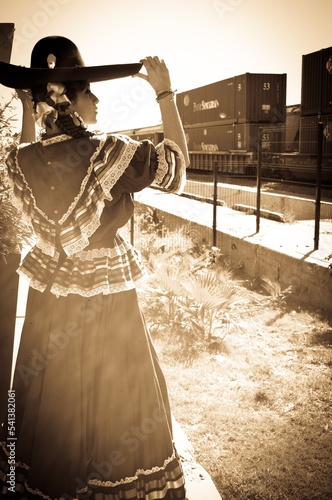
[1,0,332,132]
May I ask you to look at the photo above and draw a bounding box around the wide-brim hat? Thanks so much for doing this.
[0,35,142,89]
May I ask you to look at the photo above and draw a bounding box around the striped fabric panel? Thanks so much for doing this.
[154,139,186,194]
[18,235,145,298]
[1,443,186,499]
[17,246,61,293]
[84,452,186,500]
[92,133,138,194]
[52,249,144,297]
[59,182,106,256]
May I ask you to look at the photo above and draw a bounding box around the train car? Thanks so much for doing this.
[183,117,331,184]
[259,107,332,183]
[114,124,164,145]
[114,118,331,185]
[113,47,332,186]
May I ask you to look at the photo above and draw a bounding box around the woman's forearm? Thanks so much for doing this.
[135,58,190,166]
[21,107,36,143]
[158,94,190,167]
[16,89,36,144]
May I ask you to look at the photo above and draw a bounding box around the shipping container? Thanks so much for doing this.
[321,47,332,115]
[299,115,332,156]
[184,125,234,152]
[184,123,284,153]
[177,73,286,127]
[233,123,285,152]
[176,78,235,127]
[0,23,14,63]
[234,73,286,123]
[301,46,332,116]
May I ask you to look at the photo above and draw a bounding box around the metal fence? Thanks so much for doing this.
[123,122,331,256]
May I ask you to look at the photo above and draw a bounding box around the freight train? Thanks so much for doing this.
[116,46,332,186]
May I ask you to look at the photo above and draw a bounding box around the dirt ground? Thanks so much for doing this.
[138,271,332,500]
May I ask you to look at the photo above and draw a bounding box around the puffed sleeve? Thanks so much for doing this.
[114,137,186,196]
[153,138,186,193]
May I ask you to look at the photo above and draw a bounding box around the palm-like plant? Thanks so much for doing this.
[181,269,238,341]
[147,252,190,322]
[261,277,293,304]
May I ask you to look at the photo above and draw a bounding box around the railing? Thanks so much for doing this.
[125,121,331,253]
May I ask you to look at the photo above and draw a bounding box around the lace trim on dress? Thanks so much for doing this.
[35,238,58,257]
[82,451,180,489]
[154,141,169,185]
[50,279,140,298]
[72,241,138,261]
[24,483,53,500]
[39,133,73,146]
[60,199,106,257]
[16,267,48,293]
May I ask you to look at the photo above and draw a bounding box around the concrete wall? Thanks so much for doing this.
[184,181,332,220]
[136,196,332,317]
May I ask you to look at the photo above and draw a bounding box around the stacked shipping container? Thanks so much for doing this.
[176,73,287,153]
[301,46,332,116]
[300,46,332,156]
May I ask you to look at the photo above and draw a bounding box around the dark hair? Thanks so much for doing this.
[31,80,93,138]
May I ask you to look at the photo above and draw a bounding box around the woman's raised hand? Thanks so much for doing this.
[135,57,172,94]
[15,88,34,111]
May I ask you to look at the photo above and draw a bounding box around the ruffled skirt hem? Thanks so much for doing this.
[0,443,186,499]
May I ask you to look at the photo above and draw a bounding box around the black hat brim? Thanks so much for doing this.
[0,61,143,89]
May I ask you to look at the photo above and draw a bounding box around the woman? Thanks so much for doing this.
[0,36,189,499]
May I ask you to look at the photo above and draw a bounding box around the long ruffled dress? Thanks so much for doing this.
[0,132,187,500]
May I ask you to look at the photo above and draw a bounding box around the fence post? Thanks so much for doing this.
[256,128,262,233]
[314,121,323,250]
[212,160,218,246]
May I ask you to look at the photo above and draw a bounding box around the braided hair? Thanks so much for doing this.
[31,80,93,139]
[55,108,93,139]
